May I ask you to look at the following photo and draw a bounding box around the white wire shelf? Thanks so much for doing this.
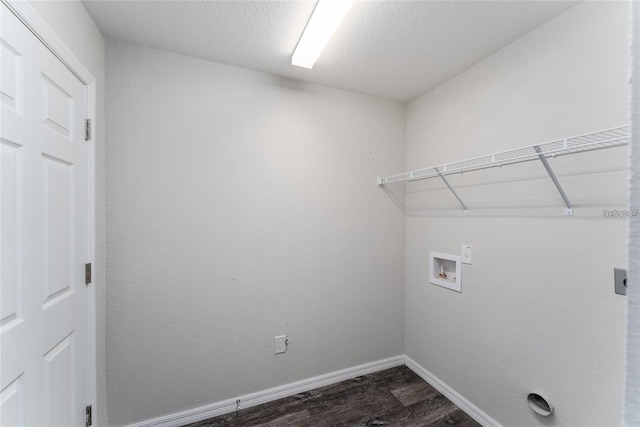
[377,125,630,215]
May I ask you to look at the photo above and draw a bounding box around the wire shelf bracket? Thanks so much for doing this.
[534,145,573,215]
[377,125,630,215]
[435,167,469,214]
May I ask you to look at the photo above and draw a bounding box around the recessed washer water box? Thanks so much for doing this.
[429,252,461,292]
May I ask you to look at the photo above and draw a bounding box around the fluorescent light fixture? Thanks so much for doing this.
[292,0,354,69]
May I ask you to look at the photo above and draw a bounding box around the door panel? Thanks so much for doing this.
[0,374,24,426]
[43,334,74,427]
[42,155,73,307]
[1,139,22,331]
[0,39,22,113]
[41,73,73,139]
[1,4,88,426]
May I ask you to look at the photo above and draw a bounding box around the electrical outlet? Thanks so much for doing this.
[614,268,627,296]
[461,245,472,264]
[275,335,287,354]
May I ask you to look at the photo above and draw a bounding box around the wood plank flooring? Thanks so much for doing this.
[185,366,480,427]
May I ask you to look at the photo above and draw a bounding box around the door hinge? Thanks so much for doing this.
[85,119,92,141]
[85,263,92,285]
[85,405,92,427]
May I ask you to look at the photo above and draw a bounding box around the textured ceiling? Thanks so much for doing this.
[82,0,578,102]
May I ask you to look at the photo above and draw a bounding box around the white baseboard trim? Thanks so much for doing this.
[127,355,499,427]
[404,356,501,427]
[126,355,405,427]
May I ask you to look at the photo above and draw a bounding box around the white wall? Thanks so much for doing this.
[105,41,405,426]
[25,1,107,425]
[405,2,629,426]
[626,2,640,424]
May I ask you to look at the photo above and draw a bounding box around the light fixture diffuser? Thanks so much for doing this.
[292,0,354,69]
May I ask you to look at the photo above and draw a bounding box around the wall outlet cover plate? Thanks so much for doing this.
[614,268,627,296]
[275,335,287,354]
[461,245,472,264]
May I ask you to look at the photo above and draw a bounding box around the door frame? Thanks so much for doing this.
[1,0,98,419]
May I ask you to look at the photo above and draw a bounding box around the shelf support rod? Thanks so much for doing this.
[534,146,573,215]
[435,167,469,214]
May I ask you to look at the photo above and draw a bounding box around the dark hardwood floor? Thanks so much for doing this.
[185,366,480,427]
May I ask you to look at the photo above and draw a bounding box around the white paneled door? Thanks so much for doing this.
[1,4,90,426]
